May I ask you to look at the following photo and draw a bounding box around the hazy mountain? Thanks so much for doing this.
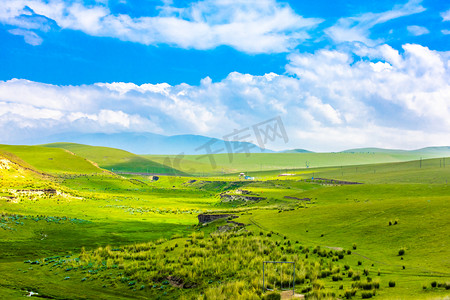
[280,149,314,153]
[25,132,275,155]
[341,147,450,155]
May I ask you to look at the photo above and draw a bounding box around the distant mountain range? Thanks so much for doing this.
[8,131,450,156]
[341,146,450,155]
[26,132,275,155]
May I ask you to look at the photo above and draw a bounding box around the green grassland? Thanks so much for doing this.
[0,145,449,299]
[145,150,450,175]
[42,143,183,174]
[0,144,104,174]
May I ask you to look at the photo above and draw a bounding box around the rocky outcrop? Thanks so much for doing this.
[220,194,266,202]
[284,196,311,201]
[197,214,237,224]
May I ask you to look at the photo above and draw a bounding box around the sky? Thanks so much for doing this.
[0,0,450,152]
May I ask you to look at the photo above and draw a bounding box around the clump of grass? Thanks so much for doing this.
[361,291,373,298]
[352,243,357,250]
[343,288,356,299]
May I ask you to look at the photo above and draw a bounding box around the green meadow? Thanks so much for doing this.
[0,144,449,299]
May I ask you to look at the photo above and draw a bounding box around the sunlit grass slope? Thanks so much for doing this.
[0,144,103,174]
[42,143,184,174]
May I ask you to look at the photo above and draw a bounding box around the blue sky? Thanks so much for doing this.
[0,0,449,151]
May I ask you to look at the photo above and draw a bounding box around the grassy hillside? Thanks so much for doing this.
[146,150,450,175]
[0,145,448,299]
[0,144,103,174]
[42,143,184,175]
[238,157,450,185]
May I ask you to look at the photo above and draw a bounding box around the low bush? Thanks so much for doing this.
[361,291,373,299]
[389,280,396,287]
[343,288,356,299]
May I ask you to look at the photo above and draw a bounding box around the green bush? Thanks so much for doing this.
[361,291,373,299]
[389,280,396,287]
[343,288,356,299]
[431,281,437,287]
[352,274,360,281]
[398,248,405,256]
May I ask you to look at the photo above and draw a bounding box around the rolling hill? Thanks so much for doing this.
[41,143,184,174]
[0,144,104,174]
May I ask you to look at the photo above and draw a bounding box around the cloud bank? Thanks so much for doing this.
[0,0,322,52]
[1,43,449,151]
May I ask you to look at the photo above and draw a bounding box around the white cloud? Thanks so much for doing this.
[8,28,43,45]
[325,0,425,45]
[0,43,449,151]
[441,9,450,21]
[0,0,322,53]
[442,29,450,35]
[407,25,429,36]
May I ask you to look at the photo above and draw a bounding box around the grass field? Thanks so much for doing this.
[42,143,183,174]
[145,149,450,175]
[0,144,449,299]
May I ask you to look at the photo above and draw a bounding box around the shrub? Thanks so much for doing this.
[358,261,362,266]
[431,281,437,288]
[361,291,373,299]
[347,269,354,278]
[363,269,369,276]
[352,274,360,281]
[343,288,356,299]
[389,280,396,287]
[352,243,357,250]
[398,248,405,256]
[332,275,342,281]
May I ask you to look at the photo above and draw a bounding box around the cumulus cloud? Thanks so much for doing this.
[407,25,429,36]
[325,0,425,45]
[441,9,450,21]
[0,0,322,53]
[1,42,450,151]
